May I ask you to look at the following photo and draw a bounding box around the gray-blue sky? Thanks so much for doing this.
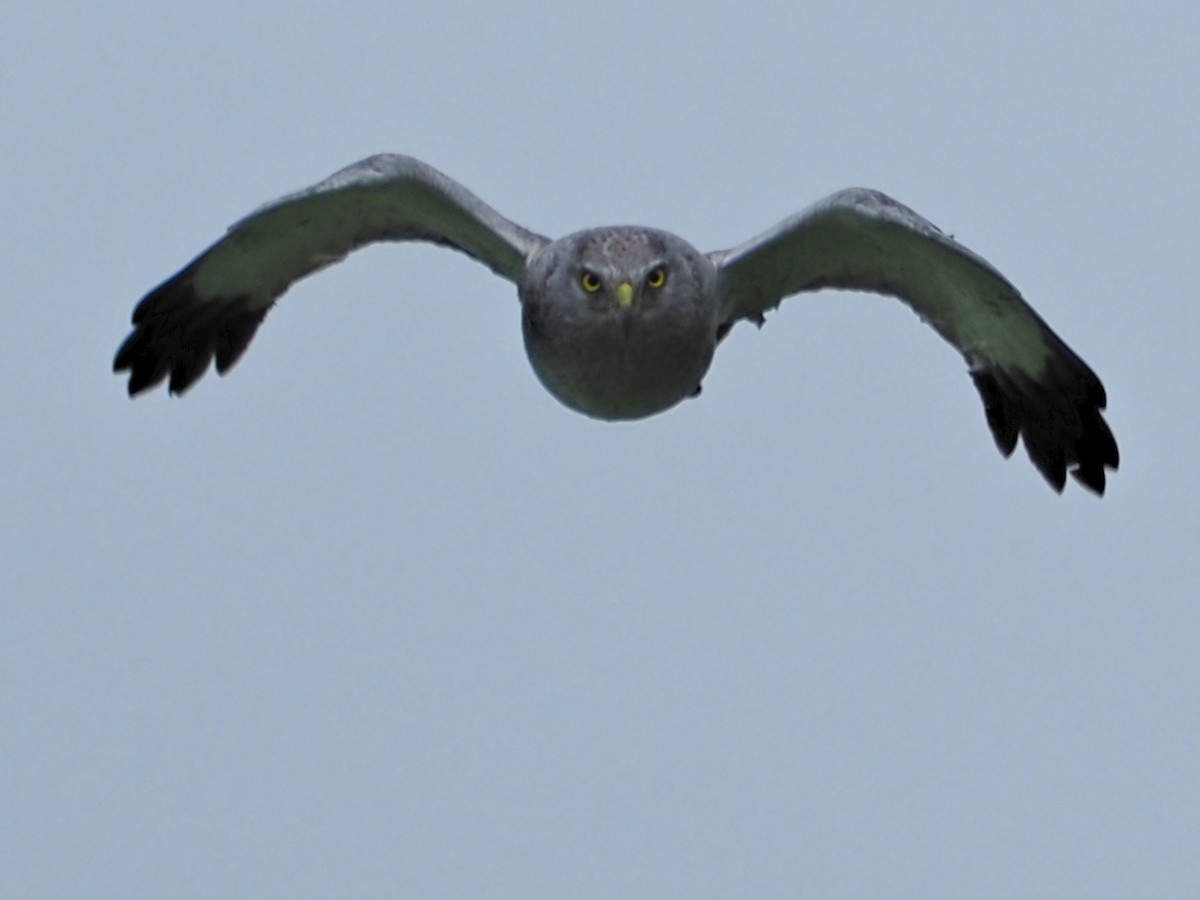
[3,2,1197,897]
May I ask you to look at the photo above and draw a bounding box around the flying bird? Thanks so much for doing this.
[114,154,1118,494]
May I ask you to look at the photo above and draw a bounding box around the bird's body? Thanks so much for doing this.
[521,227,719,419]
[115,154,1118,494]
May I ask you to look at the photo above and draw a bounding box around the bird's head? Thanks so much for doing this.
[523,226,713,334]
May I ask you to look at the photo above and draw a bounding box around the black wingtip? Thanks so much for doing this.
[970,366,1118,496]
[115,272,267,397]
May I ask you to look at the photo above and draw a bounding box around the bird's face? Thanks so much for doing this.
[568,236,675,335]
[520,227,719,420]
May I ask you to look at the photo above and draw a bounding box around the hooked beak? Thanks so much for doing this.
[616,282,634,337]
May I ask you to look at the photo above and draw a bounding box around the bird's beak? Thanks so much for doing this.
[616,281,635,337]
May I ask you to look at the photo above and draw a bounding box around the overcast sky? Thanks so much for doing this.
[3,2,1197,897]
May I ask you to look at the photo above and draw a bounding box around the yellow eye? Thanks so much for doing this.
[580,271,602,293]
[646,267,667,289]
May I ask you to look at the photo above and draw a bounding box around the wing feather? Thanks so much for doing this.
[115,154,549,395]
[709,189,1118,494]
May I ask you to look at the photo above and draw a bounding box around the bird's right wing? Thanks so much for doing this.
[115,154,550,395]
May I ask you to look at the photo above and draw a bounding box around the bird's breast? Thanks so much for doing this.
[521,302,716,421]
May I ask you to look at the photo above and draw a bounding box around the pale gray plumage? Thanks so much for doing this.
[115,154,1118,494]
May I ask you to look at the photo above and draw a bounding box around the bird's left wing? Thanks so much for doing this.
[115,154,550,395]
[708,188,1118,494]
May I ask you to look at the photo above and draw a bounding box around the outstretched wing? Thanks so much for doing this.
[114,154,550,395]
[709,188,1118,494]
